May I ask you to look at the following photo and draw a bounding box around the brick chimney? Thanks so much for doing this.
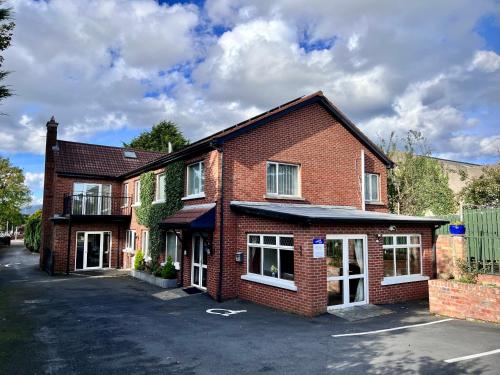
[40,116,59,266]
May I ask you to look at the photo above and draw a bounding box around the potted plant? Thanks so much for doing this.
[159,256,177,288]
[270,264,278,278]
[449,220,466,235]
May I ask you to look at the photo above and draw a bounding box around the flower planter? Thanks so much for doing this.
[449,224,466,236]
[131,269,177,288]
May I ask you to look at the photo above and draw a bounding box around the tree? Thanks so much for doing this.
[24,209,41,252]
[124,121,189,152]
[0,1,15,103]
[0,157,31,228]
[460,166,500,207]
[381,131,456,216]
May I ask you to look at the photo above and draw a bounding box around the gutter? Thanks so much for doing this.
[213,142,225,302]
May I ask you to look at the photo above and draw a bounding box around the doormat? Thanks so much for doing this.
[328,304,393,322]
[182,287,204,295]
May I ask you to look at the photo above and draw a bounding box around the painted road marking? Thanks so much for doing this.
[332,318,454,337]
[444,349,500,363]
[206,308,247,317]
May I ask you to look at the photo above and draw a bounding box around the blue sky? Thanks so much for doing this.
[1,0,499,207]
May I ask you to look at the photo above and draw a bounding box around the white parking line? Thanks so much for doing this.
[444,349,500,363]
[332,318,454,337]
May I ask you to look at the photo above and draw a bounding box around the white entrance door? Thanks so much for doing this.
[75,231,111,270]
[191,234,208,289]
[326,235,368,309]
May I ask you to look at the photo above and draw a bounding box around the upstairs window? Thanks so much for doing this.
[187,161,205,197]
[155,173,166,202]
[364,173,380,202]
[266,162,299,197]
[133,180,141,205]
[122,184,129,207]
[125,230,136,251]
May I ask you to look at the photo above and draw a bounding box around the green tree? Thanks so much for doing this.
[124,121,189,152]
[381,131,456,216]
[0,1,15,103]
[460,166,500,207]
[0,157,31,228]
[24,209,41,252]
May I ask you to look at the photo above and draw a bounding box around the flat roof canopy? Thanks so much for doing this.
[230,201,449,226]
[160,203,216,231]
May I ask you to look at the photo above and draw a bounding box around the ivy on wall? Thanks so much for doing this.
[135,161,184,265]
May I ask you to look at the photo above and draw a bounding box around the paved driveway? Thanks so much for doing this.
[1,242,499,374]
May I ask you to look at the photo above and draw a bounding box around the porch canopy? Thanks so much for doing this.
[230,201,449,225]
[160,203,216,231]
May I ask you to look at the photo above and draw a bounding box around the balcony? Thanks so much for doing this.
[63,195,132,219]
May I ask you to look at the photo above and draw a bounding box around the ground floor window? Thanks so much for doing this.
[166,231,181,269]
[141,230,150,260]
[125,230,136,251]
[247,234,294,282]
[383,234,422,278]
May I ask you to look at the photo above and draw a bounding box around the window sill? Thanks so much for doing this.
[182,193,205,201]
[241,274,297,291]
[365,201,385,206]
[152,200,166,205]
[131,203,141,207]
[381,275,429,286]
[264,194,305,201]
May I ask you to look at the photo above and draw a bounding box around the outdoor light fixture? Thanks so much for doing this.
[235,252,244,263]
[388,225,397,231]
[375,234,382,243]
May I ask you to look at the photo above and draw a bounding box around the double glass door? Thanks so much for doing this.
[326,235,368,309]
[191,234,208,289]
[76,232,111,270]
[72,183,112,215]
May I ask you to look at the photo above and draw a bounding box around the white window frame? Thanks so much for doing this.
[184,161,205,200]
[74,231,112,270]
[122,183,129,208]
[141,230,150,261]
[154,173,166,203]
[133,180,141,206]
[124,230,136,253]
[165,231,181,270]
[241,234,297,291]
[266,161,301,198]
[72,182,112,215]
[381,234,428,285]
[364,173,380,203]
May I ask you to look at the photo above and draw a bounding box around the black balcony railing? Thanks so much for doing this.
[63,195,131,216]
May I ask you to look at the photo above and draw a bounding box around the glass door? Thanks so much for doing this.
[191,234,208,289]
[326,235,368,309]
[86,233,101,268]
[75,232,112,270]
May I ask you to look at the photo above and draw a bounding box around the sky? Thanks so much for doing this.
[0,0,499,207]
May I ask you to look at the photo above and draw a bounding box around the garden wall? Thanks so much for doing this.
[428,276,499,323]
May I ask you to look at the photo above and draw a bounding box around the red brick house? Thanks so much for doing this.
[40,91,447,316]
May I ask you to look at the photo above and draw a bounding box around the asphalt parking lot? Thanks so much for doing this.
[1,242,499,374]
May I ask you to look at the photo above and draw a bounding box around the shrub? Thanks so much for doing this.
[24,210,42,252]
[455,258,477,284]
[134,250,145,271]
[159,256,176,279]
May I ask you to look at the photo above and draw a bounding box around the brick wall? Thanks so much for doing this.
[436,235,466,278]
[429,278,500,323]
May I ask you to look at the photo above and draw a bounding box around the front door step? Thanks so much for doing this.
[328,304,393,321]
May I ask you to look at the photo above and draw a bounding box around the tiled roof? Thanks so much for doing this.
[54,140,168,178]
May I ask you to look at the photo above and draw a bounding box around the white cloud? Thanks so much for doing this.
[469,50,500,73]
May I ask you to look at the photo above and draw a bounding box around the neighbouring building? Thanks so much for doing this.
[40,91,447,316]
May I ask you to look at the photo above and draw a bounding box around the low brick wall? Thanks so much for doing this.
[436,235,466,278]
[428,278,500,323]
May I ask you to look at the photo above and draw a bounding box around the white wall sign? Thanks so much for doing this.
[313,238,325,258]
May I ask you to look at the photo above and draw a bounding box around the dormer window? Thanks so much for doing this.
[266,162,300,197]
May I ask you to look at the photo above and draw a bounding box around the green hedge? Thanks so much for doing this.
[24,210,42,252]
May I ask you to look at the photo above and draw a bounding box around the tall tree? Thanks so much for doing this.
[0,157,30,229]
[124,121,189,152]
[0,1,15,103]
[460,166,500,207]
[381,131,456,216]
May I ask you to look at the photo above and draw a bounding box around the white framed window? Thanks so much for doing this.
[133,180,141,206]
[155,173,166,202]
[166,231,181,270]
[122,184,129,207]
[364,173,380,202]
[266,162,300,197]
[141,230,150,260]
[125,230,136,251]
[382,234,427,285]
[72,183,112,215]
[242,234,296,291]
[186,161,205,198]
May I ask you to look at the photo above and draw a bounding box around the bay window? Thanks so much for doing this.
[364,173,380,202]
[382,234,426,285]
[186,161,205,197]
[266,162,300,197]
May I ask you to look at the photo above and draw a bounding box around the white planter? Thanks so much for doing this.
[131,269,178,289]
